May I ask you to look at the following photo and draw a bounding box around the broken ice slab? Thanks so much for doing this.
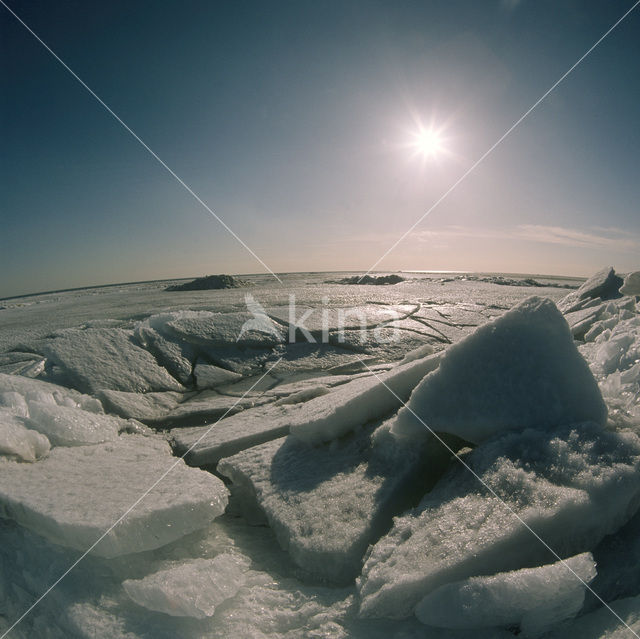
[98,389,189,421]
[558,266,624,313]
[0,408,50,462]
[176,353,441,465]
[415,553,596,636]
[357,422,640,619]
[193,361,242,389]
[0,351,46,377]
[135,322,195,384]
[34,328,184,394]
[565,303,607,339]
[0,435,228,557]
[170,401,301,466]
[122,553,253,619]
[162,390,270,428]
[288,352,442,446]
[217,424,464,584]
[390,297,607,445]
[26,401,124,447]
[165,311,285,347]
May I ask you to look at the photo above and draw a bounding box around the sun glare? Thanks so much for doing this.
[413,127,445,158]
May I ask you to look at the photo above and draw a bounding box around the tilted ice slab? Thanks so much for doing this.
[35,328,184,394]
[134,313,198,384]
[357,422,640,619]
[164,391,270,429]
[415,553,596,636]
[123,553,253,619]
[218,424,463,584]
[165,310,285,347]
[171,402,301,466]
[0,408,50,462]
[558,266,623,313]
[0,435,228,557]
[391,297,607,445]
[176,353,442,465]
[193,362,242,388]
[26,401,124,447]
[97,389,187,421]
[289,352,442,445]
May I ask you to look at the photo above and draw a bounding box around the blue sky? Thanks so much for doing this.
[1,0,639,298]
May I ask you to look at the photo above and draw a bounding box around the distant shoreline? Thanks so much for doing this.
[0,270,587,302]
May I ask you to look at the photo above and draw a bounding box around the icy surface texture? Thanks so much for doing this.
[35,328,184,393]
[391,297,607,444]
[357,422,640,619]
[123,553,253,618]
[289,352,441,445]
[0,435,228,556]
[26,401,122,446]
[415,552,596,636]
[0,408,50,462]
[218,423,462,583]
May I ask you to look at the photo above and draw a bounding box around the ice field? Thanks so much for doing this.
[1,269,640,638]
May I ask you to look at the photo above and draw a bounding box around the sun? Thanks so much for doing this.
[412,127,445,158]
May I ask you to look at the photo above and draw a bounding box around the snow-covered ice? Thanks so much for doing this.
[390,297,607,444]
[415,552,596,636]
[357,422,640,619]
[1,270,639,639]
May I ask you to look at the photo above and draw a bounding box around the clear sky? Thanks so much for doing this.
[1,0,639,298]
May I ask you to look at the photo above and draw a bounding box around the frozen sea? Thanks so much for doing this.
[1,270,639,639]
